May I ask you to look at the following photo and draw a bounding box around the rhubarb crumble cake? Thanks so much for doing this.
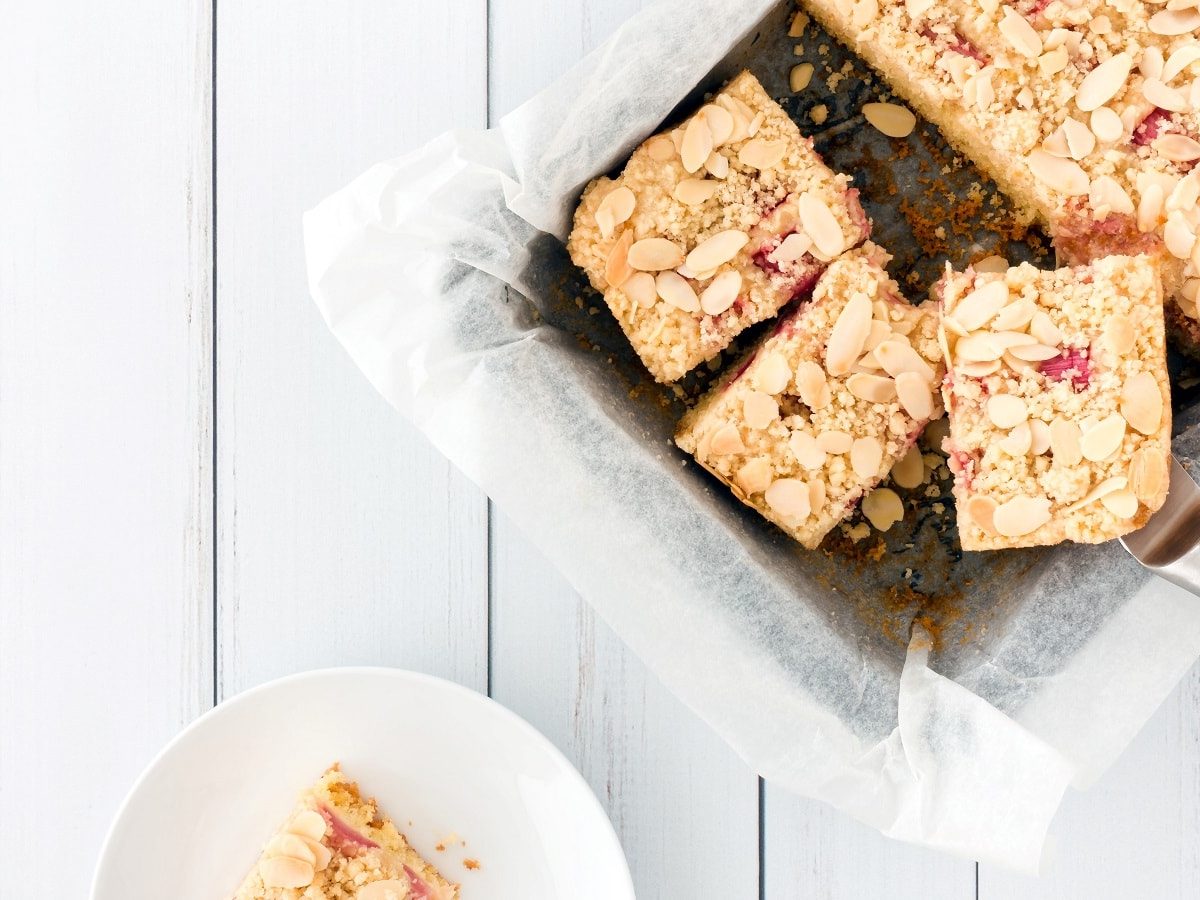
[938,255,1171,549]
[567,70,870,382]
[232,765,458,900]
[676,243,945,548]
[797,0,1200,345]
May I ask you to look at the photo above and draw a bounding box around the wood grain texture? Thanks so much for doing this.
[0,4,214,896]
[214,2,490,698]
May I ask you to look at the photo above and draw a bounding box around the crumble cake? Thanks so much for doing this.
[567,70,870,382]
[797,0,1200,347]
[231,765,458,900]
[675,243,945,548]
[938,255,1171,549]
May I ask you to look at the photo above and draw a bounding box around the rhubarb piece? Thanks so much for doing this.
[567,70,869,382]
[675,244,944,548]
[938,255,1171,550]
[231,764,458,900]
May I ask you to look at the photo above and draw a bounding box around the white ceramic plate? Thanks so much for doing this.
[93,667,634,900]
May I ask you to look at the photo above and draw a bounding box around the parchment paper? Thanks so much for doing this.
[303,0,1200,872]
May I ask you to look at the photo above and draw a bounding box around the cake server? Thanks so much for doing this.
[1120,456,1200,598]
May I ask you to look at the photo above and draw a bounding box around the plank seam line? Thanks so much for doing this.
[210,0,220,708]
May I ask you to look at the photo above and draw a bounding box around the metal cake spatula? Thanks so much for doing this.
[1120,457,1200,597]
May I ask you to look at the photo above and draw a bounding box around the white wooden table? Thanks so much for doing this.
[5,3,1200,897]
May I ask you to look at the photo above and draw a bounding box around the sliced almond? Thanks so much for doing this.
[1142,47,1165,80]
[604,230,635,288]
[674,178,719,206]
[700,270,742,315]
[1043,128,1071,158]
[359,882,417,900]
[1101,488,1139,518]
[987,394,1029,428]
[772,232,813,264]
[1027,149,1089,195]
[1029,311,1063,346]
[992,300,1037,331]
[710,423,746,455]
[628,237,684,271]
[1065,475,1129,513]
[789,431,827,470]
[1030,419,1052,455]
[790,63,815,92]
[747,112,765,136]
[765,478,812,521]
[1155,133,1200,162]
[1007,342,1063,361]
[624,271,657,308]
[1121,372,1164,434]
[736,457,774,495]
[891,445,925,489]
[1040,47,1070,76]
[702,104,735,147]
[743,390,780,429]
[862,487,904,531]
[260,857,316,890]
[596,187,635,240]
[1102,314,1136,356]
[850,436,884,478]
[999,421,1033,456]
[755,352,793,395]
[1000,8,1042,57]
[647,135,676,161]
[826,293,874,376]
[738,138,788,171]
[953,280,1009,330]
[681,115,714,174]
[809,478,827,513]
[1149,8,1200,35]
[1080,412,1127,461]
[895,371,934,419]
[706,152,731,179]
[1163,43,1200,83]
[848,372,898,403]
[956,358,1003,377]
[798,193,846,258]
[1075,52,1132,111]
[1062,117,1096,159]
[287,810,327,841]
[1089,106,1125,143]
[1050,418,1083,465]
[796,361,830,409]
[874,340,935,382]
[864,320,894,353]
[974,255,1010,274]
[1089,175,1135,217]
[266,833,317,865]
[993,496,1052,537]
[1129,447,1168,501]
[686,230,749,272]
[966,495,1000,536]
[1144,78,1188,112]
[817,430,853,454]
[863,102,917,138]
[299,837,332,871]
[955,332,1005,362]
[1139,182,1166,232]
[655,271,700,312]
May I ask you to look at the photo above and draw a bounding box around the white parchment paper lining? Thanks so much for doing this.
[303,0,1200,872]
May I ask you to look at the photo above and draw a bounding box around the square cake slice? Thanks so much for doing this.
[938,255,1172,550]
[676,243,944,548]
[567,70,870,382]
[232,765,458,900]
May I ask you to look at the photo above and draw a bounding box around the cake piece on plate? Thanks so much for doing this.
[938,255,1171,550]
[798,0,1200,347]
[676,243,944,548]
[567,70,870,382]
[231,765,458,900]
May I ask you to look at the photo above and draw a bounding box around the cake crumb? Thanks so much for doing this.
[464,859,481,871]
[788,10,809,36]
[811,104,828,124]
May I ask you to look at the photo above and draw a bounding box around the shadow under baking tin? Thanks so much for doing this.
[518,1,1200,728]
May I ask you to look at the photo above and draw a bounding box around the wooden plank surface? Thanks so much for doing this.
[0,4,214,896]
[213,2,490,698]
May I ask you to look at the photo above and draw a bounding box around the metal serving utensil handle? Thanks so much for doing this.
[1120,457,1200,598]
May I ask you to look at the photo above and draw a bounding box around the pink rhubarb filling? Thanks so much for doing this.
[318,803,380,856]
[1039,347,1091,390]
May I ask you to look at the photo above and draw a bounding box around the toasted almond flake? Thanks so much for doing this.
[261,857,316,890]
[1102,314,1136,355]
[817,431,853,454]
[736,457,773,495]
[798,193,846,258]
[755,352,793,395]
[789,431,827,469]
[655,270,700,312]
[1156,133,1200,161]
[966,495,1000,535]
[891,445,925,488]
[1076,52,1132,111]
[1065,475,1129,513]
[681,115,714,174]
[686,230,749,273]
[847,372,897,403]
[1089,106,1125,142]
[738,138,787,170]
[993,496,1052,537]
[1062,117,1096,159]
[765,478,812,521]
[790,63,814,92]
[702,104,735,147]
[895,371,933,419]
[850,436,884,478]
[862,102,917,138]
[1039,47,1070,75]
[1138,182,1166,233]
[987,394,1029,429]
[710,423,746,455]
[1129,448,1168,501]
[595,206,615,239]
[1150,8,1200,35]
[1008,342,1062,361]
[1141,47,1166,80]
[1143,77,1188,112]
[953,280,1009,330]
[697,270,740,316]
[1165,213,1197,259]
[808,478,826,513]
[795,361,830,410]
[772,232,813,264]
[674,178,719,206]
[1030,419,1052,455]
[1050,418,1083,465]
[1027,149,1089,195]
[1029,311,1062,346]
[647,136,676,161]
[1163,43,1200,82]
[826,293,874,376]
[628,237,684,271]
[862,487,904,531]
[624,271,658,308]
[1121,372,1164,434]
[743,390,780,430]
[1000,421,1033,456]
[604,230,635,288]
[992,300,1036,331]
[1000,7,1043,57]
[1080,412,1127,461]
[596,187,635,239]
[1089,175,1135,217]
[875,340,936,381]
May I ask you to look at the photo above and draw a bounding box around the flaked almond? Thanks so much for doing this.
[596,187,635,240]
[790,431,827,470]
[826,292,874,376]
[1149,8,1200,35]
[710,423,746,455]
[647,136,676,161]
[681,114,714,173]
[1142,46,1165,80]
[1062,117,1096,159]
[260,857,316,890]
[628,237,684,271]
[755,352,793,395]
[992,300,1037,331]
[789,9,809,36]
[702,104,735,147]
[1121,372,1164,434]
[987,394,1029,428]
[852,0,879,29]
[966,495,999,536]
[862,487,904,531]
[1169,172,1200,211]
[1075,52,1132,111]
[895,371,934,419]
[1089,106,1125,142]
[266,834,317,866]
[1050,418,1083,465]
[1165,213,1197,259]
[1139,182,1166,232]
[674,178,719,206]
[655,270,700,312]
[1000,7,1042,56]
[1155,133,1200,162]
[748,112,765,136]
[686,230,749,272]
[1089,175,1135,217]
[1163,43,1200,82]
[817,430,853,454]
[700,270,742,315]
[864,320,893,352]
[850,436,884,478]
[993,496,1052,537]
[1000,421,1033,456]
[1144,77,1188,112]
[1080,412,1127,461]
[1065,475,1129,513]
[1102,314,1136,355]
[1029,311,1063,346]
[738,138,788,170]
[743,390,780,429]
[799,193,846,257]
[772,232,813,264]
[736,457,774,495]
[1007,342,1062,362]
[809,478,827,514]
[863,102,917,138]
[624,271,658,309]
[1027,149,1089,195]
[953,280,1009,330]
[956,358,1003,377]
[288,811,327,842]
[604,229,635,288]
[875,340,936,382]
[359,882,417,900]
[1030,419,1052,455]
[891,445,925,489]
[1102,488,1139,518]
[955,332,1005,362]
[1129,448,1167,501]
[848,372,897,403]
[790,63,814,92]
[1043,128,1071,158]
[1039,47,1070,76]
[974,255,1010,274]
[706,151,731,179]
[796,361,830,409]
[765,478,812,521]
